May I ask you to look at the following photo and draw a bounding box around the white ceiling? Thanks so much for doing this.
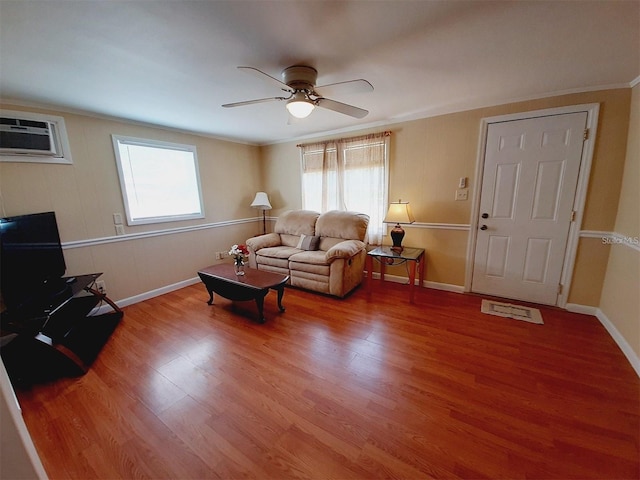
[1,0,638,145]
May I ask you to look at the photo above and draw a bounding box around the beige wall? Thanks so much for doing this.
[1,87,635,340]
[0,103,264,302]
[263,88,632,293]
[599,83,640,359]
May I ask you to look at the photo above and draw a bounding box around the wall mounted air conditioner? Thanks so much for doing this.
[0,117,58,155]
[0,110,73,164]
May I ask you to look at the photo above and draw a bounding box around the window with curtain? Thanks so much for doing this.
[300,132,389,244]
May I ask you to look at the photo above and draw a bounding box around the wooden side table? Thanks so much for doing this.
[366,246,425,303]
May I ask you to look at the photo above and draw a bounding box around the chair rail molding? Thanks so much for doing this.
[579,230,640,252]
[62,217,258,249]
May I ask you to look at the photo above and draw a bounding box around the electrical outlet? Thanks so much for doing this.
[113,213,123,225]
[115,225,125,235]
[455,189,468,201]
[215,252,222,260]
[96,280,106,294]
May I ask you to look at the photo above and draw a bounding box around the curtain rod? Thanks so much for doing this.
[297,130,391,148]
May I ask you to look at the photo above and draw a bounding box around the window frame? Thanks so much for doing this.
[112,135,205,226]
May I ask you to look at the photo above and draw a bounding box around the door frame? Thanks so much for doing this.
[464,103,600,307]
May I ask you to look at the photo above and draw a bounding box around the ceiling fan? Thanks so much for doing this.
[222,65,373,119]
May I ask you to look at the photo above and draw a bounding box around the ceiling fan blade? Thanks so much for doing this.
[314,79,373,97]
[222,96,288,108]
[316,98,369,119]
[238,66,291,92]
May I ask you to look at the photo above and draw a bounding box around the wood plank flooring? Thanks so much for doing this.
[13,280,640,479]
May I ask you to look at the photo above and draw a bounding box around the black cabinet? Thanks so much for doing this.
[0,273,123,384]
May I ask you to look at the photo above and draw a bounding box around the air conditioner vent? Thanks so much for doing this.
[0,110,72,164]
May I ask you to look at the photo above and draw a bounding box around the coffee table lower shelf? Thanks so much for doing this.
[197,264,289,323]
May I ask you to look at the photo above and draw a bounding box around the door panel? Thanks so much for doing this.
[532,160,564,220]
[523,238,551,283]
[486,236,510,277]
[492,163,519,219]
[472,112,587,305]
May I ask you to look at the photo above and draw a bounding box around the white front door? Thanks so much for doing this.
[471,112,587,305]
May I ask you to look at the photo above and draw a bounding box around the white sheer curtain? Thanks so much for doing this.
[300,132,389,244]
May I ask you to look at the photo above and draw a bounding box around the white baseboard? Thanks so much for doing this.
[564,303,598,316]
[424,281,465,294]
[367,271,464,293]
[94,277,201,314]
[567,303,640,378]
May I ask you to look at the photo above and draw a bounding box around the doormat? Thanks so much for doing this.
[481,300,544,325]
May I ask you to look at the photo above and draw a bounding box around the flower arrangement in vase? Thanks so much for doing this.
[229,244,249,275]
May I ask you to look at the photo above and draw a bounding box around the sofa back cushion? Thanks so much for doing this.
[315,210,369,242]
[280,233,301,248]
[274,210,320,237]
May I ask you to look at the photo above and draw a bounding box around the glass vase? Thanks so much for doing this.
[234,258,245,276]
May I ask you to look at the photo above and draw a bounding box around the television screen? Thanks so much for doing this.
[0,211,67,310]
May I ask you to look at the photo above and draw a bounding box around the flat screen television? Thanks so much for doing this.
[0,211,67,311]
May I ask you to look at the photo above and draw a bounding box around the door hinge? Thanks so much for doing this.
[558,284,563,294]
[583,128,589,141]
[570,210,576,222]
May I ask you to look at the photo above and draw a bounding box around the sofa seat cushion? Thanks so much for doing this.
[257,245,302,259]
[290,250,330,278]
[289,250,329,266]
[256,246,302,270]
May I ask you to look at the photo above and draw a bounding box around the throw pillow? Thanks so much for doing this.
[297,234,320,251]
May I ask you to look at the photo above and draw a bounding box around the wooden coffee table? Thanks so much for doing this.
[197,264,289,323]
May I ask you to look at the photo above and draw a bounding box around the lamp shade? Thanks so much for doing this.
[383,200,415,224]
[286,92,315,119]
[250,192,272,210]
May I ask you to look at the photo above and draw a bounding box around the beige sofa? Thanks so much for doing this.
[245,210,370,298]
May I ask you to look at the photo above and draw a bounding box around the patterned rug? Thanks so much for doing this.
[481,299,544,325]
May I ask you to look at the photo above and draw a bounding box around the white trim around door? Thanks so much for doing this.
[464,103,600,308]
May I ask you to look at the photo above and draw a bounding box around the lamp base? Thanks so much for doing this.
[389,224,405,252]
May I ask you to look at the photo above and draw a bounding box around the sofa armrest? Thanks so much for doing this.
[325,240,366,262]
[246,233,281,252]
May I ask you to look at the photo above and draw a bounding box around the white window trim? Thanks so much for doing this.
[112,135,205,226]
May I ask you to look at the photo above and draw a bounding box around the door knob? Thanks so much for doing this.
[481,213,489,219]
[480,225,488,230]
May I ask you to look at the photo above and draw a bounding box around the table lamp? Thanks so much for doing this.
[383,200,415,252]
[250,191,272,234]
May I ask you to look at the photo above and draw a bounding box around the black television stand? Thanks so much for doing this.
[0,273,123,384]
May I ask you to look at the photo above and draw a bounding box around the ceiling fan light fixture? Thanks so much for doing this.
[286,92,315,118]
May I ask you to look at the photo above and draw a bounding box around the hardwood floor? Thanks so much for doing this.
[13,280,640,479]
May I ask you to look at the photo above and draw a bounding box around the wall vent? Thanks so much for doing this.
[0,110,73,164]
